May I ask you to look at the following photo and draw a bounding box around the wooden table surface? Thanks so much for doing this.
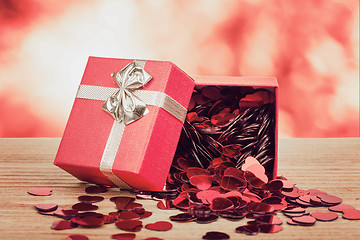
[0,138,359,240]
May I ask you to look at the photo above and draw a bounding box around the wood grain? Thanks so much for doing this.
[0,138,359,239]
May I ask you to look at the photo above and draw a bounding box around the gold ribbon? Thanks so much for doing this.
[76,60,187,188]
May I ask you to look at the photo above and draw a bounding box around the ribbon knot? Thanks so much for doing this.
[102,61,152,125]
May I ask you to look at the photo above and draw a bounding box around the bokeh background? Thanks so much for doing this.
[0,0,358,138]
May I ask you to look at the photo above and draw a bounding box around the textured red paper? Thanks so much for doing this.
[55,57,195,191]
[193,76,278,179]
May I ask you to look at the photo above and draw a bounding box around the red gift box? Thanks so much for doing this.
[187,76,278,179]
[54,57,195,191]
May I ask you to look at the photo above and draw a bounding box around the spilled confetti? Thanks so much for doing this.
[29,86,359,239]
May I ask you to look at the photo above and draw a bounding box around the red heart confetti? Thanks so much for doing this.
[169,212,196,222]
[286,218,301,225]
[186,112,200,123]
[310,212,338,221]
[186,167,210,178]
[177,157,194,171]
[85,185,108,194]
[34,203,58,212]
[51,220,77,230]
[117,211,140,220]
[110,196,135,203]
[38,206,64,216]
[62,235,89,240]
[114,197,136,209]
[281,187,300,199]
[317,194,342,205]
[210,197,234,211]
[55,209,79,220]
[196,214,219,224]
[247,176,266,188]
[123,202,143,211]
[283,211,310,218]
[258,224,283,233]
[262,179,283,191]
[223,167,244,179]
[254,214,282,225]
[29,88,360,239]
[211,110,235,127]
[157,199,175,209]
[72,202,98,211]
[78,195,104,203]
[342,209,360,220]
[220,176,247,191]
[218,209,246,220]
[196,190,221,205]
[241,157,260,171]
[140,211,152,219]
[115,220,143,232]
[111,233,136,240]
[77,212,103,218]
[190,175,212,190]
[235,224,259,235]
[248,202,274,214]
[201,86,223,100]
[221,144,242,158]
[202,231,230,239]
[283,207,306,213]
[28,188,52,196]
[145,221,173,231]
[71,216,105,227]
[309,195,322,206]
[279,179,296,189]
[239,90,273,109]
[329,203,355,213]
[292,215,316,226]
[245,165,268,183]
[305,189,327,196]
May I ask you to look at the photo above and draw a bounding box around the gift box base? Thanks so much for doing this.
[171,76,278,180]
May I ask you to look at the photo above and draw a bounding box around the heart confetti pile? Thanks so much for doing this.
[28,86,359,239]
[29,157,359,239]
[29,184,172,240]
[128,156,360,237]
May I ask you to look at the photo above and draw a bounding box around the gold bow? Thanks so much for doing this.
[102,61,152,125]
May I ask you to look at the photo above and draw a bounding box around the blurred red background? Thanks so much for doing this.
[0,0,358,138]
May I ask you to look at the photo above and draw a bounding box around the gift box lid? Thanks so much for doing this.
[54,57,195,191]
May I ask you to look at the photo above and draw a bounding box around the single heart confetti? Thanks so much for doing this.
[258,224,283,233]
[71,216,104,227]
[202,231,230,239]
[115,220,143,232]
[51,220,77,230]
[145,221,173,231]
[342,209,360,220]
[190,175,212,190]
[310,212,338,221]
[111,233,136,240]
[72,202,98,211]
[28,188,52,196]
[78,195,104,203]
[292,215,316,226]
[85,185,108,194]
[329,203,355,213]
[34,203,58,212]
[235,224,259,235]
[62,235,89,240]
